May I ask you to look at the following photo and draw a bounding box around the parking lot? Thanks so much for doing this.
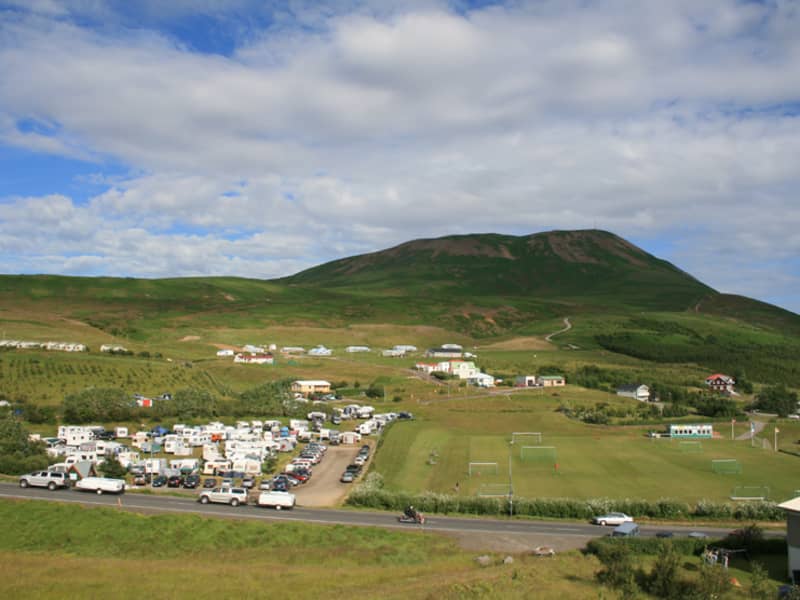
[292,444,369,507]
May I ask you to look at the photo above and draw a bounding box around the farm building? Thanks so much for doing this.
[291,380,331,396]
[539,375,566,387]
[515,375,539,387]
[616,384,650,402]
[468,373,495,387]
[778,496,800,584]
[669,424,713,438]
[705,374,735,394]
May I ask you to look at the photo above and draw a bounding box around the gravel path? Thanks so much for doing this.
[292,444,366,507]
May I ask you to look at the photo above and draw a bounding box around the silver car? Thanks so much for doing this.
[19,470,69,491]
[592,512,633,526]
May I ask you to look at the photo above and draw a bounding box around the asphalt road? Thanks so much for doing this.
[0,482,774,548]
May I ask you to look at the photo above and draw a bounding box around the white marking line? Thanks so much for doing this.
[0,492,593,537]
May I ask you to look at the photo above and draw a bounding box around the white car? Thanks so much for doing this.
[591,512,634,526]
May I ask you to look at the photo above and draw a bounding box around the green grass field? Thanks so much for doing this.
[375,390,800,503]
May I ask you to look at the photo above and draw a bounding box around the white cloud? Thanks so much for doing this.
[0,1,799,311]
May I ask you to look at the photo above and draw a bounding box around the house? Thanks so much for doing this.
[705,374,735,394]
[469,373,496,387]
[669,424,713,438]
[308,345,332,356]
[216,349,235,357]
[778,496,800,584]
[242,344,265,353]
[291,380,332,396]
[234,353,274,365]
[346,346,371,353]
[515,375,540,387]
[617,384,650,402]
[539,375,566,387]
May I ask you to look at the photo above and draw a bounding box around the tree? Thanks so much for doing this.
[63,387,133,423]
[0,413,49,475]
[595,542,639,598]
[167,388,218,420]
[647,542,683,599]
[99,455,127,479]
[238,380,292,416]
[747,563,773,600]
[693,563,730,599]
[754,384,798,417]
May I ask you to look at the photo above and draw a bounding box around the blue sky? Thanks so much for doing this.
[0,0,799,313]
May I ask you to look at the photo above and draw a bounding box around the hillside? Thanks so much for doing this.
[285,230,714,312]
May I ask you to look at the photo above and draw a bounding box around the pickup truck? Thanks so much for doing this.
[19,470,70,491]
[74,477,126,495]
[197,486,248,507]
[256,490,296,510]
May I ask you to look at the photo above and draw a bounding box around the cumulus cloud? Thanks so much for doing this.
[0,1,799,311]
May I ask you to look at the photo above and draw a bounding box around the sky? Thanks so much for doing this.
[0,0,799,313]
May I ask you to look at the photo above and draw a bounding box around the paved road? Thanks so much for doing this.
[0,482,769,549]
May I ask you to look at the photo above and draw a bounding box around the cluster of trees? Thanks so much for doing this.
[751,384,799,417]
[0,411,49,474]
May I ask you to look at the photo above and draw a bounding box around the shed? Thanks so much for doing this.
[616,384,650,402]
[779,496,800,584]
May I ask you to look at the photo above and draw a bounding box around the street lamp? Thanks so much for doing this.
[508,440,514,517]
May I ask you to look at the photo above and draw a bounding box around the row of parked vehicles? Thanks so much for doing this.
[340,445,370,483]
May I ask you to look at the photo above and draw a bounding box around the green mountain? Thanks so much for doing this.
[286,229,714,311]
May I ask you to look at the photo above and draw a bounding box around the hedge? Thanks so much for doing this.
[345,489,784,521]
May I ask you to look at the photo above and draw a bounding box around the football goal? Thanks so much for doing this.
[468,462,499,477]
[730,485,770,501]
[476,483,510,497]
[511,432,542,445]
[520,446,557,462]
[711,459,742,474]
[679,441,703,453]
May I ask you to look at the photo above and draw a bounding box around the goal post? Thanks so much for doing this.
[711,459,742,474]
[730,485,769,501]
[520,446,557,462]
[468,462,499,477]
[679,441,703,453]
[511,432,542,445]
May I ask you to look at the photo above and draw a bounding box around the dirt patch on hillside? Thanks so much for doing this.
[478,337,551,351]
[179,335,201,342]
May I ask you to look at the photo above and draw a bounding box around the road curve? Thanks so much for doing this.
[545,317,572,342]
[0,483,761,545]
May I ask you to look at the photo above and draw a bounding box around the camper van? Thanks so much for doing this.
[74,477,126,495]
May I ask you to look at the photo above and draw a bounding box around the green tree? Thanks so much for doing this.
[754,384,798,417]
[63,387,132,423]
[647,542,682,599]
[99,455,127,479]
[167,388,218,420]
[0,413,49,475]
[238,380,292,416]
[693,563,730,599]
[595,542,639,598]
[747,563,773,600]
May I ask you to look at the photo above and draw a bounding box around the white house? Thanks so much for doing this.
[616,384,651,402]
[469,373,496,388]
[515,375,539,387]
[779,496,800,584]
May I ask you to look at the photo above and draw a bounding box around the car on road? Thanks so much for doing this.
[655,531,674,538]
[197,486,248,506]
[687,532,708,539]
[18,470,69,491]
[591,512,633,526]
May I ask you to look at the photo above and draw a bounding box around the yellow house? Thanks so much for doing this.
[291,380,332,396]
[540,375,566,387]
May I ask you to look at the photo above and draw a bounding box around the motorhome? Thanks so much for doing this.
[203,459,232,476]
[74,477,126,495]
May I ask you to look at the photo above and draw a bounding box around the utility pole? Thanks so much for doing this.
[775,427,779,452]
[508,441,514,517]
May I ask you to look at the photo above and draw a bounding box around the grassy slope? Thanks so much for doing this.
[0,499,604,600]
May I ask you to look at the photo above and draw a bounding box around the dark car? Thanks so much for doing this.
[271,481,288,492]
[655,531,674,539]
[203,477,217,488]
[345,464,362,475]
[152,475,168,487]
[241,476,255,489]
[398,412,414,420]
[167,475,183,488]
[183,474,200,489]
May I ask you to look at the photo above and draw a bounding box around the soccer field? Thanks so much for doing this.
[373,394,799,502]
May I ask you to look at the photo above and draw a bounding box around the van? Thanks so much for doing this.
[612,522,640,537]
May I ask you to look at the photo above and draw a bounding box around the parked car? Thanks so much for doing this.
[282,471,308,483]
[167,475,183,488]
[133,474,147,486]
[345,464,362,475]
[151,475,168,488]
[591,512,633,526]
[18,470,69,491]
[241,476,255,489]
[340,471,355,483]
[203,477,217,488]
[398,412,414,420]
[183,474,200,489]
[354,455,367,466]
[259,479,272,491]
[197,486,248,507]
